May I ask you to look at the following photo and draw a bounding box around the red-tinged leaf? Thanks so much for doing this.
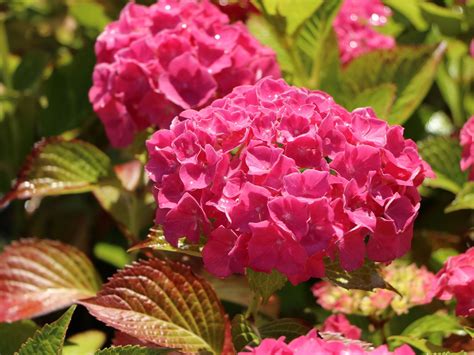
[0,137,111,208]
[80,258,227,354]
[114,160,143,192]
[0,239,101,322]
[112,332,159,348]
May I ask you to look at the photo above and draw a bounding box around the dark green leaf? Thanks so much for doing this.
[231,314,260,352]
[259,318,311,342]
[12,50,49,91]
[247,269,287,303]
[341,83,396,119]
[445,182,474,212]
[0,321,38,355]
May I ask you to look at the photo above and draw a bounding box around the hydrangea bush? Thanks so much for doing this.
[0,0,473,354]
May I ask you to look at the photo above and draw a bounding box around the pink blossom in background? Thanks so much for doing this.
[433,247,474,317]
[239,329,414,355]
[460,116,474,180]
[334,0,395,64]
[312,262,436,316]
[146,77,433,283]
[321,314,361,340]
[89,0,280,147]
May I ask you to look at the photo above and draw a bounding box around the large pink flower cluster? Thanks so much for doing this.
[433,247,474,317]
[334,0,395,64]
[239,329,414,355]
[146,77,432,284]
[89,0,279,147]
[312,262,436,317]
[460,116,474,180]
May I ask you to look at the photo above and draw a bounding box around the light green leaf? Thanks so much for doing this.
[0,321,38,355]
[341,83,396,119]
[383,0,428,31]
[95,346,170,355]
[247,269,287,303]
[445,182,474,213]
[259,318,312,342]
[69,2,110,33]
[16,306,76,355]
[420,2,464,36]
[231,314,260,352]
[402,314,463,338]
[418,136,467,194]
[93,242,132,269]
[429,248,458,272]
[275,0,323,34]
[63,330,107,355]
[388,335,447,353]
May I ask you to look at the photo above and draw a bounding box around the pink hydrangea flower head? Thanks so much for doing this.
[334,0,395,64]
[460,116,474,180]
[146,77,432,284]
[433,247,474,317]
[239,329,414,355]
[321,314,362,340]
[312,262,436,316]
[90,0,280,147]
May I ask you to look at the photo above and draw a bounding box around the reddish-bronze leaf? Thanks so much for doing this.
[80,258,227,354]
[0,239,101,322]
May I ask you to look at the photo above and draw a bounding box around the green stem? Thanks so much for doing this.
[245,293,261,320]
[0,14,12,90]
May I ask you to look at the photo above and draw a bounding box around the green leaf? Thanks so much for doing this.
[388,335,447,353]
[231,314,260,352]
[339,44,446,125]
[0,321,38,355]
[429,248,458,272]
[80,258,227,354]
[129,226,203,258]
[63,330,107,355]
[93,243,132,269]
[324,259,398,292]
[275,0,323,34]
[69,2,110,33]
[259,318,312,342]
[420,2,464,36]
[16,306,76,355]
[402,314,463,338]
[445,182,474,212]
[12,50,49,91]
[383,0,428,31]
[0,238,101,322]
[0,138,112,208]
[247,269,288,303]
[341,83,397,119]
[294,0,343,88]
[95,346,170,355]
[418,136,467,194]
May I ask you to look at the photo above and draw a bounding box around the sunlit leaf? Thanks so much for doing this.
[342,83,396,119]
[95,346,170,355]
[69,2,110,33]
[63,330,107,355]
[231,314,260,352]
[0,238,101,322]
[16,306,76,355]
[383,0,428,31]
[445,182,474,213]
[0,138,111,208]
[402,314,463,338]
[420,2,463,36]
[93,242,132,269]
[388,335,447,353]
[259,318,311,342]
[0,321,38,355]
[80,258,227,354]
[247,269,287,303]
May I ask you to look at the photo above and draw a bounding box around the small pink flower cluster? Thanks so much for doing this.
[322,314,361,340]
[146,77,432,284]
[89,0,279,147]
[460,116,474,180]
[433,247,474,317]
[312,262,436,316]
[239,329,414,355]
[334,0,395,64]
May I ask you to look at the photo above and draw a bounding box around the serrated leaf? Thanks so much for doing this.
[0,321,38,355]
[341,83,397,119]
[129,226,202,258]
[63,330,107,355]
[324,258,397,292]
[339,44,446,125]
[259,318,311,342]
[402,314,463,338]
[388,335,447,353]
[95,346,170,355]
[16,306,76,355]
[231,315,260,352]
[418,136,467,194]
[0,138,111,208]
[0,238,101,322]
[445,182,474,212]
[80,258,227,354]
[247,269,287,303]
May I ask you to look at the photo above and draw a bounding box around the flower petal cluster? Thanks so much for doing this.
[334,0,395,64]
[312,262,436,316]
[239,329,414,355]
[321,314,361,340]
[89,0,279,147]
[460,116,474,180]
[146,77,432,284]
[433,247,474,317]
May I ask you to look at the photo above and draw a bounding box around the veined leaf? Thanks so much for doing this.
[324,258,398,292]
[259,318,311,342]
[129,226,202,258]
[247,269,287,303]
[0,137,111,208]
[16,306,76,355]
[418,136,467,194]
[0,321,38,355]
[231,315,260,352]
[80,258,227,354]
[401,314,463,338]
[95,346,170,355]
[445,182,474,213]
[0,239,101,322]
